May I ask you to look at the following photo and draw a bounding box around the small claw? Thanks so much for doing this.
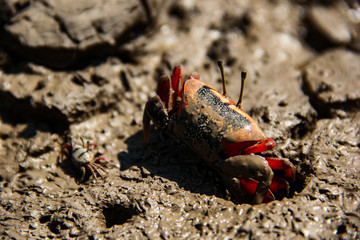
[95,156,107,163]
[263,190,275,203]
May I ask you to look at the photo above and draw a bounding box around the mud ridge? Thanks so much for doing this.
[0,90,69,133]
[301,72,360,118]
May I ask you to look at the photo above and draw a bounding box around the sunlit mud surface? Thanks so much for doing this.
[0,0,359,239]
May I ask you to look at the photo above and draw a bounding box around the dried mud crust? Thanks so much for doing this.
[0,0,359,239]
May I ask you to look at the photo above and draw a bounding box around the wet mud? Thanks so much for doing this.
[0,0,359,239]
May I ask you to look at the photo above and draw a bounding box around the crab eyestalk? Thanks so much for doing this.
[217,60,247,109]
[217,60,227,97]
[80,136,85,147]
[236,70,247,109]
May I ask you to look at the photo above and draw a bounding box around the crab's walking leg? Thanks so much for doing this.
[157,75,173,110]
[265,157,296,182]
[171,65,184,103]
[219,154,274,204]
[268,176,290,200]
[79,166,87,183]
[94,157,108,176]
[89,163,105,180]
[61,144,71,162]
[239,178,275,203]
[87,164,98,181]
[243,138,275,154]
[143,95,169,144]
[93,163,107,174]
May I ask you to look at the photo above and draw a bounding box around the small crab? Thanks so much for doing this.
[61,137,107,182]
[143,61,296,204]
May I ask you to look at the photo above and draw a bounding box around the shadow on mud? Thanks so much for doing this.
[118,128,229,201]
[118,128,310,204]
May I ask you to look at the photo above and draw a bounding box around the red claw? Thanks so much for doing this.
[243,138,275,154]
[266,157,296,182]
[171,65,184,99]
[268,176,290,200]
[157,76,171,108]
[240,178,275,203]
[95,156,108,163]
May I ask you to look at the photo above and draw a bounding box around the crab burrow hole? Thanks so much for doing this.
[102,203,141,228]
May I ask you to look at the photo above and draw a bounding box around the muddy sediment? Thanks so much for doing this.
[0,0,359,239]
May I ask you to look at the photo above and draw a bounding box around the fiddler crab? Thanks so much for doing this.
[61,137,107,183]
[143,61,296,204]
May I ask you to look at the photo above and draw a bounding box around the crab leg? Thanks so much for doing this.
[157,75,172,109]
[171,65,184,104]
[93,163,107,174]
[90,163,105,180]
[61,146,70,162]
[238,175,291,203]
[240,178,275,203]
[265,157,296,182]
[79,166,87,183]
[243,138,275,154]
[87,164,98,180]
[268,176,290,199]
[143,95,169,144]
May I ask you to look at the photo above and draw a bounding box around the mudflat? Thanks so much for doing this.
[0,0,359,239]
